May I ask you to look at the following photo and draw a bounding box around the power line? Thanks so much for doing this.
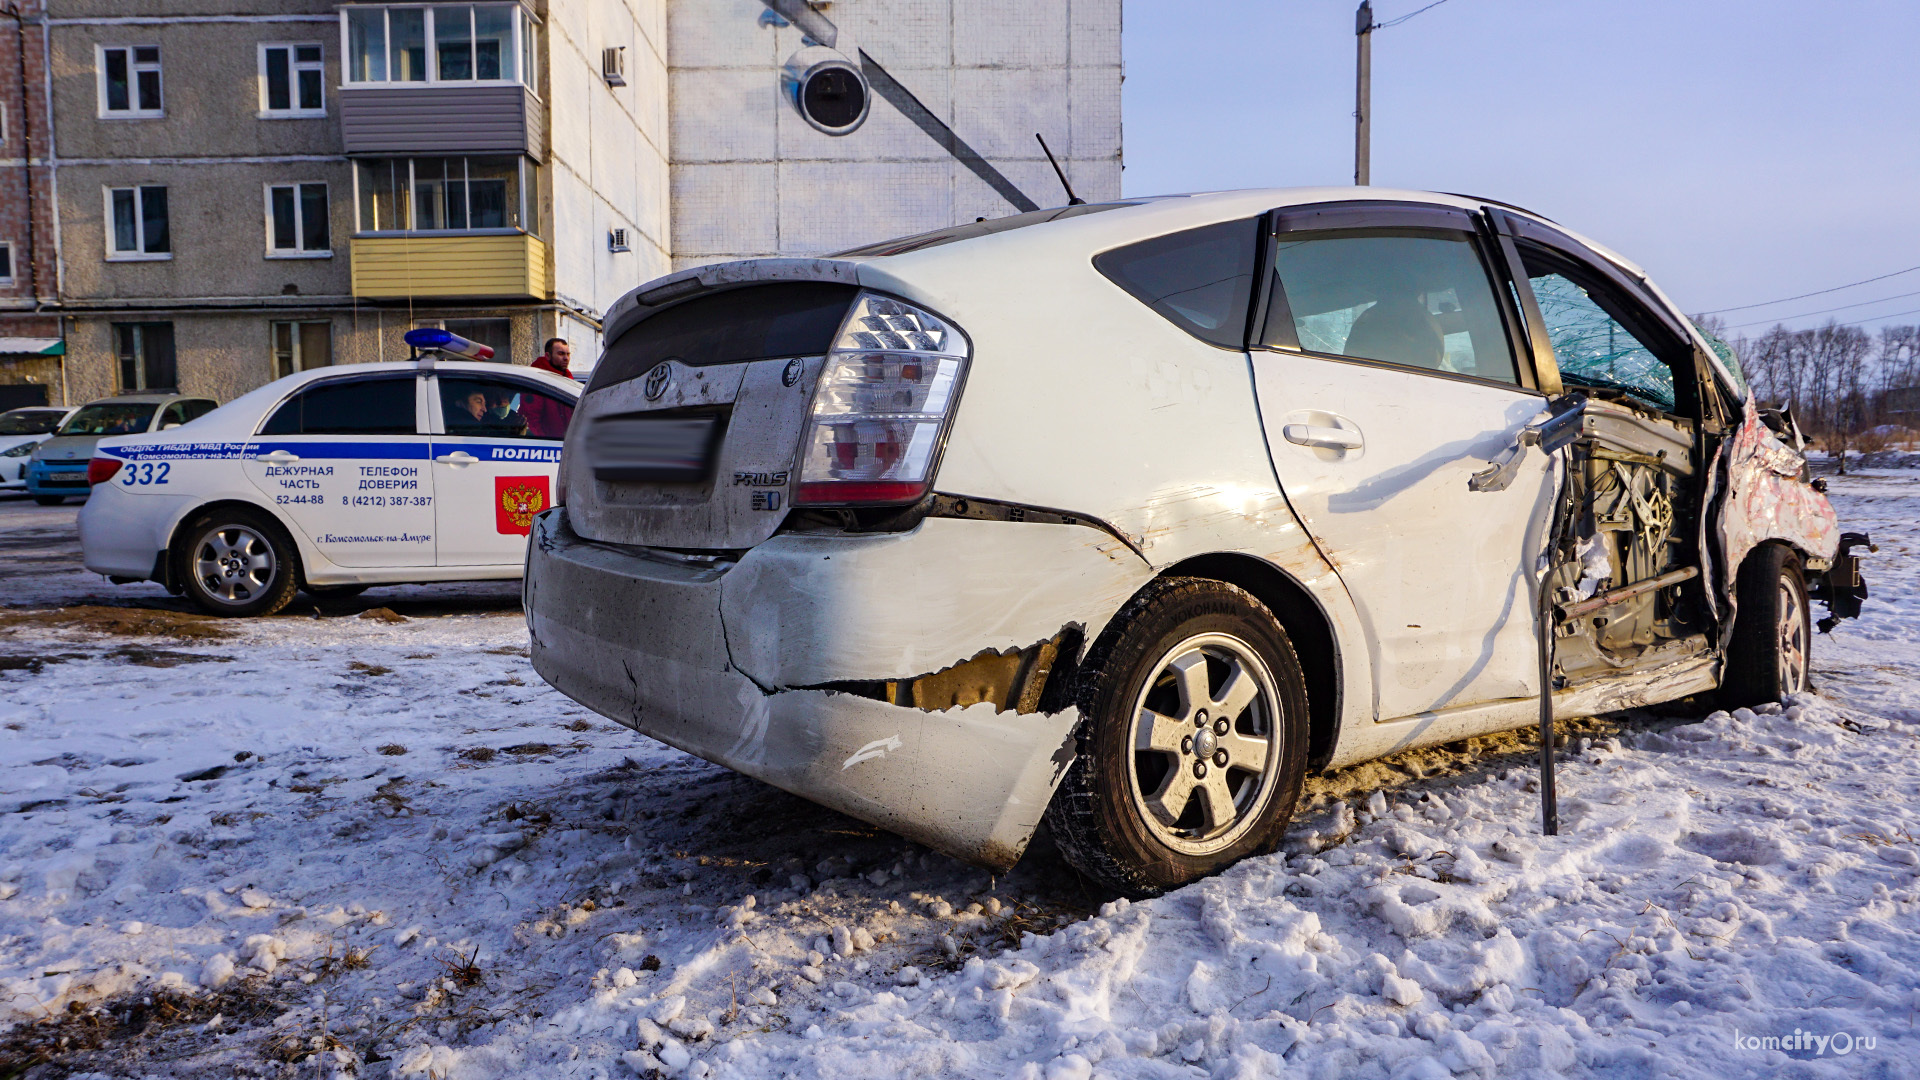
[1376,0,1453,28]
[1730,304,1920,336]
[1722,287,1920,330]
[1697,262,1920,315]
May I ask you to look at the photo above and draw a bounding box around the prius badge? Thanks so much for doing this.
[644,361,673,401]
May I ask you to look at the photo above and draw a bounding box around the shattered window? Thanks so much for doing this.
[1531,272,1674,412]
[1266,230,1518,384]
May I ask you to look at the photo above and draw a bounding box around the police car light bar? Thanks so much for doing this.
[403,327,496,361]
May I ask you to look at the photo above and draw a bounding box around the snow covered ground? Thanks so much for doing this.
[0,473,1915,1079]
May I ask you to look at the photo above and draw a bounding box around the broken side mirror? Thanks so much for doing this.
[1469,392,1587,493]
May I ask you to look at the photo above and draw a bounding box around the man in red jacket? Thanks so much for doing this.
[522,338,578,439]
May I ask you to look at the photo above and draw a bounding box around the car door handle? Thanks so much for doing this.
[254,450,300,463]
[1282,424,1363,450]
[435,451,479,465]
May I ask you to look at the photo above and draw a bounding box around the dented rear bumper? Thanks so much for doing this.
[524,507,1151,868]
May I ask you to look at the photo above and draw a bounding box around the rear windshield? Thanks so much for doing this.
[833,202,1139,258]
[590,283,859,392]
[59,403,157,436]
[0,410,64,435]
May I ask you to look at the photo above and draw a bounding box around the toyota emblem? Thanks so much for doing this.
[782,358,803,387]
[643,362,673,401]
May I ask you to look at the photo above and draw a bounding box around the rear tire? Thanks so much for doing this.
[33,495,64,506]
[1046,577,1310,899]
[1721,542,1810,708]
[176,508,300,618]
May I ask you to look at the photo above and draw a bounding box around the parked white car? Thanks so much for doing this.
[524,188,1866,896]
[0,406,76,490]
[80,355,579,616]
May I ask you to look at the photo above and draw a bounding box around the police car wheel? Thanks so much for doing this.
[177,509,300,618]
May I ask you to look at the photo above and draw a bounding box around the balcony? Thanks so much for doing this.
[349,232,551,301]
[339,84,545,159]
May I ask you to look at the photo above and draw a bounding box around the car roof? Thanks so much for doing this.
[80,393,210,405]
[849,187,1652,281]
[2,405,68,414]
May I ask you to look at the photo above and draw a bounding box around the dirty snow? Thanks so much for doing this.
[0,473,1916,1078]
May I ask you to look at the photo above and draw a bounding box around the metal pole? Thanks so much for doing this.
[1355,1,1372,186]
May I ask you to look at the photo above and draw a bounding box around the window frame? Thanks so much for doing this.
[270,320,334,380]
[263,181,333,258]
[103,185,171,261]
[256,372,424,437]
[96,44,163,119]
[427,370,572,438]
[0,240,14,286]
[112,322,177,392]
[1251,201,1541,394]
[337,4,538,91]
[257,42,327,118]
[351,155,535,237]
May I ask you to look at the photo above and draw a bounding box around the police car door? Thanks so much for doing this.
[429,371,574,566]
[242,372,437,568]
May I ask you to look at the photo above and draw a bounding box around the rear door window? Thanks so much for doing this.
[259,376,417,436]
[1093,217,1260,348]
[1264,229,1520,385]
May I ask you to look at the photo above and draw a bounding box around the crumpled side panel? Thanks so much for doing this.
[1718,397,1839,588]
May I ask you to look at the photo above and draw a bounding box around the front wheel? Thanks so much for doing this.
[1721,542,1811,708]
[1046,578,1310,898]
[177,509,300,617]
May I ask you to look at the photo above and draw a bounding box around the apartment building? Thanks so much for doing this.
[0,0,1117,405]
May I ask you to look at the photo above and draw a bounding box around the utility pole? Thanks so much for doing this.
[1355,1,1373,186]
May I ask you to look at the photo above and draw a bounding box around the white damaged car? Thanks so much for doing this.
[81,342,579,616]
[525,189,1868,896]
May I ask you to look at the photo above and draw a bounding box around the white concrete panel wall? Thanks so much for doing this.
[666,0,1122,269]
[545,0,673,359]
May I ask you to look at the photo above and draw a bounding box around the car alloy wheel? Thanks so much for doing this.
[177,509,300,617]
[1776,575,1809,694]
[1721,542,1810,708]
[194,524,276,604]
[1125,632,1284,857]
[1046,577,1310,898]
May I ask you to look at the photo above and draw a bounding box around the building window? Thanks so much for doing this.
[343,5,538,88]
[0,243,13,285]
[272,321,333,379]
[355,157,535,235]
[445,318,511,361]
[260,43,325,116]
[98,45,163,118]
[114,322,177,391]
[105,186,170,259]
[266,182,331,256]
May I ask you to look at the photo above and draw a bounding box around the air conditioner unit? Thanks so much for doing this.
[603,46,627,87]
[609,228,630,253]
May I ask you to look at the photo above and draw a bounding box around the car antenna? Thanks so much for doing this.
[1035,133,1084,206]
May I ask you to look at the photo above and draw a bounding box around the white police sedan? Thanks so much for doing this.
[79,332,579,616]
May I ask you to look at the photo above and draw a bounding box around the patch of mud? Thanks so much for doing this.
[0,604,235,642]
[0,982,296,1078]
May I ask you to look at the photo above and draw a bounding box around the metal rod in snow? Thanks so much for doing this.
[1355,1,1372,185]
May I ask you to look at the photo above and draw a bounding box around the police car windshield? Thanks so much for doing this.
[59,403,157,436]
[0,410,64,435]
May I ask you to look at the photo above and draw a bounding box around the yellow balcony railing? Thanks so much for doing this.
[350,232,552,301]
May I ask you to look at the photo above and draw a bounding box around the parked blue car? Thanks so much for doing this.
[26,393,217,505]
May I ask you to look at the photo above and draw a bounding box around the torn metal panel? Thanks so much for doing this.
[812,628,1079,715]
[717,516,1149,689]
[1717,396,1840,586]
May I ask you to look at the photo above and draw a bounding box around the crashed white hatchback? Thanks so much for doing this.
[526,189,1868,896]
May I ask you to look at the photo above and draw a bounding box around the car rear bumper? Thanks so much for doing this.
[525,506,1150,868]
[79,484,188,580]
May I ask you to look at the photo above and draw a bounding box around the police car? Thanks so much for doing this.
[79,330,579,616]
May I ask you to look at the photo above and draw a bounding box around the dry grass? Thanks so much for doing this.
[0,983,288,1076]
[0,604,236,641]
[377,743,408,756]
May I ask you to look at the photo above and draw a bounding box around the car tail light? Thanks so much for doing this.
[795,293,968,506]
[87,457,122,485]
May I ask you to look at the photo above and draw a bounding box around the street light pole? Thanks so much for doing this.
[1355,1,1373,186]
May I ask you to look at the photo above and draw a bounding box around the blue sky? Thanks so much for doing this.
[1121,0,1920,335]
